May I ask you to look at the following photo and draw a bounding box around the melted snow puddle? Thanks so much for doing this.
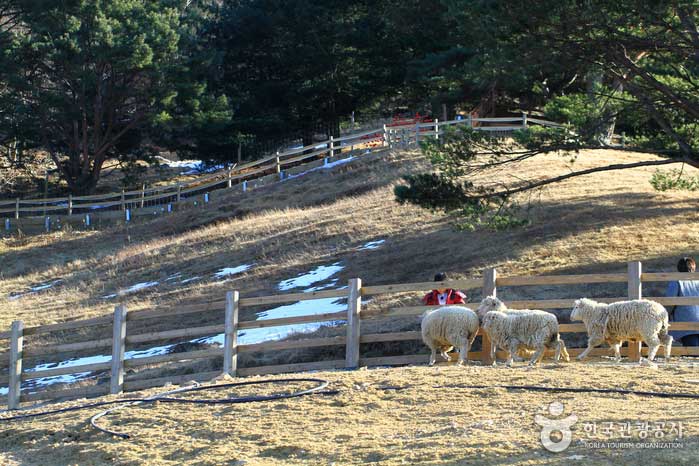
[0,263,348,395]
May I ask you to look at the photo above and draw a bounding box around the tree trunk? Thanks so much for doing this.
[586,70,618,145]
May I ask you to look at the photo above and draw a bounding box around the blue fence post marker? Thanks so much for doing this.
[45,216,50,232]
[5,219,10,231]
[85,214,91,226]
[125,209,131,222]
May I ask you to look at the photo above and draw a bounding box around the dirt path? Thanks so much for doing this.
[1,359,697,465]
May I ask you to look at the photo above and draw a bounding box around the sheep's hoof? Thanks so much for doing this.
[457,360,467,367]
[491,361,497,367]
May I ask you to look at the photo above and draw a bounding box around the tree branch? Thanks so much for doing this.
[473,158,687,200]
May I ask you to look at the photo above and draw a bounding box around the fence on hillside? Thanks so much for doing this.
[1,261,698,410]
[0,114,563,233]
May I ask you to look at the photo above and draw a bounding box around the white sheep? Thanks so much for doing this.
[570,298,673,362]
[477,296,569,366]
[421,306,480,366]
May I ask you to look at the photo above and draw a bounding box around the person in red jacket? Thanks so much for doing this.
[422,272,467,305]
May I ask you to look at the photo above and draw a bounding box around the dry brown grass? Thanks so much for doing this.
[1,147,697,332]
[1,361,698,465]
[2,146,699,464]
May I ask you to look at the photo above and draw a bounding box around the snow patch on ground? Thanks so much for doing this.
[180,276,202,284]
[284,156,355,181]
[102,281,159,300]
[8,279,63,301]
[214,264,254,279]
[358,239,385,250]
[155,156,226,175]
[278,262,344,291]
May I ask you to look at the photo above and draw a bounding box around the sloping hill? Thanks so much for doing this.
[1,146,697,333]
[2,146,698,465]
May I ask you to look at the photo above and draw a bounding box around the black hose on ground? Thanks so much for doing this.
[0,378,331,439]
[434,384,699,399]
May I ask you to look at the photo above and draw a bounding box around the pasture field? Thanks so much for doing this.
[0,360,697,465]
[1,147,698,338]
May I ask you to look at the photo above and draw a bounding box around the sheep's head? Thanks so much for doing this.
[571,298,596,321]
[481,310,504,329]
[477,296,504,317]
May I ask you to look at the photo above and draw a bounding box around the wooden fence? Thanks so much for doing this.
[3,261,697,409]
[0,115,562,232]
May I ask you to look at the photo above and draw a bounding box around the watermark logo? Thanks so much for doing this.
[534,401,578,452]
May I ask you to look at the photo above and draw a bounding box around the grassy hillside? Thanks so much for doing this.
[1,363,697,465]
[1,146,698,465]
[1,146,698,333]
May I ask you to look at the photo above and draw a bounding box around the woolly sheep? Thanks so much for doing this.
[570,298,673,362]
[477,296,569,366]
[421,306,480,366]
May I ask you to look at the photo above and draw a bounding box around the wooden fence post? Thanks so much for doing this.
[140,184,146,208]
[120,190,126,211]
[68,194,73,216]
[383,124,388,148]
[434,118,439,142]
[481,268,497,365]
[345,278,362,369]
[467,114,473,128]
[223,291,240,376]
[627,261,642,362]
[275,152,281,174]
[329,136,335,158]
[8,320,24,410]
[522,112,528,128]
[227,167,233,188]
[110,305,127,394]
[176,184,182,203]
[14,198,19,219]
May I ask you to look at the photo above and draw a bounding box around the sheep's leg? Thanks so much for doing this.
[577,336,604,360]
[529,345,545,366]
[559,340,570,362]
[610,342,622,362]
[490,341,498,366]
[645,335,661,362]
[506,340,518,367]
[440,345,454,361]
[663,335,673,362]
[429,347,437,366]
[458,338,472,366]
[554,341,561,362]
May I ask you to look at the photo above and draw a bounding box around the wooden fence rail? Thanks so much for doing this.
[3,261,699,409]
[0,115,563,231]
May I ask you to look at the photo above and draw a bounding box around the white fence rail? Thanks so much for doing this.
[0,115,562,229]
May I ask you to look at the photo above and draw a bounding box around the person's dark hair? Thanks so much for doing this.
[434,272,447,282]
[677,257,696,273]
